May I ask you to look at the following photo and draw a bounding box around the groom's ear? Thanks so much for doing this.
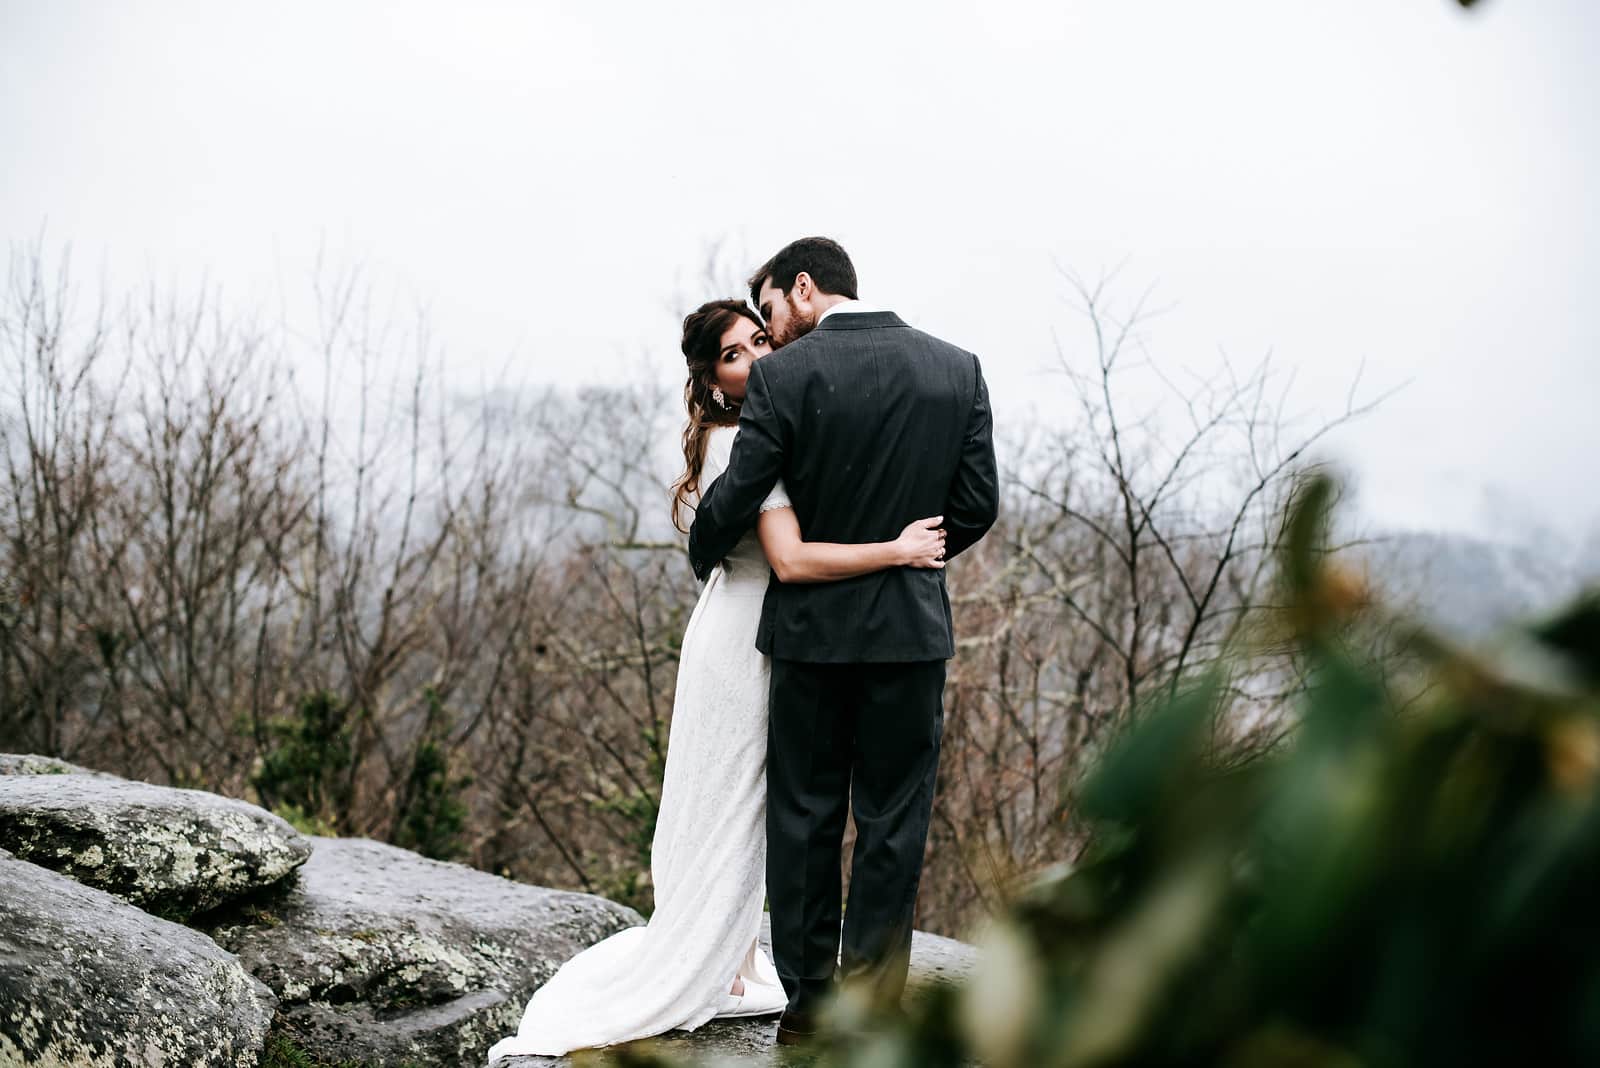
[791,272,814,302]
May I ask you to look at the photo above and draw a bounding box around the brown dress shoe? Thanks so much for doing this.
[775,1010,819,1046]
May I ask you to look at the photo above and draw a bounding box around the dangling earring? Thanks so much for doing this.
[711,386,726,408]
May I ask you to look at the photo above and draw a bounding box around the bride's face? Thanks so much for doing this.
[712,316,772,403]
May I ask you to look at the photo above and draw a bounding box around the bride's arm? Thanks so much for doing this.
[757,508,945,584]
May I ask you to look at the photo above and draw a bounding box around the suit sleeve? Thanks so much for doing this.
[942,354,999,560]
[687,361,786,580]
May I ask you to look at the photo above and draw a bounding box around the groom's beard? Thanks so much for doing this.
[774,296,818,347]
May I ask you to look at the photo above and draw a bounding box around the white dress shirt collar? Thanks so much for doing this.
[816,299,878,323]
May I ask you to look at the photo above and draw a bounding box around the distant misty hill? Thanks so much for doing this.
[1355,529,1600,638]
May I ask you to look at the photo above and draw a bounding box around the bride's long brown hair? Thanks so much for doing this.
[671,299,764,532]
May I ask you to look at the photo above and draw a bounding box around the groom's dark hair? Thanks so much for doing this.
[748,237,859,307]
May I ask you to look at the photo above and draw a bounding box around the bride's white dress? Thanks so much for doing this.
[486,426,789,1062]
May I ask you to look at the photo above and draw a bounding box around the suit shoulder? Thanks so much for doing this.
[902,326,979,367]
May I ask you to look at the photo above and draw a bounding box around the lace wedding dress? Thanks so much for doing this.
[486,426,789,1062]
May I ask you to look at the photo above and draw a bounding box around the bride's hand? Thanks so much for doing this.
[895,516,947,569]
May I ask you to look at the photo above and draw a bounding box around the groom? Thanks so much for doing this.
[688,237,998,1043]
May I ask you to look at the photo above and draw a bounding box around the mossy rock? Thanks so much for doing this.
[205,836,642,1066]
[0,847,276,1066]
[0,773,311,920]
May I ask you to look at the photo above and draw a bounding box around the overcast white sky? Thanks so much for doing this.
[3,1,1596,543]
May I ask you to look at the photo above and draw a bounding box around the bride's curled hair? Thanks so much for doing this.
[671,299,763,533]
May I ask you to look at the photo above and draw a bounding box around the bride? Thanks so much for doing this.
[485,300,946,1061]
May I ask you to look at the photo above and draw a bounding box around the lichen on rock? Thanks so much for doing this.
[205,836,641,1066]
[0,773,312,920]
[0,847,277,1067]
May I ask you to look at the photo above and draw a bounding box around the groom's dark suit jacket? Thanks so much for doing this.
[687,311,998,663]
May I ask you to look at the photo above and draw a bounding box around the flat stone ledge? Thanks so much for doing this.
[206,835,643,1067]
[0,846,277,1068]
[0,773,311,920]
[0,752,122,778]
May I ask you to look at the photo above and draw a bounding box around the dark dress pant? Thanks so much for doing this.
[765,657,946,1017]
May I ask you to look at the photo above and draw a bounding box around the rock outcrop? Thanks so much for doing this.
[205,835,643,1066]
[0,752,121,778]
[0,846,277,1068]
[0,774,311,920]
[0,752,981,1068]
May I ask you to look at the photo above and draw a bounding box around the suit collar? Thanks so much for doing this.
[814,311,907,332]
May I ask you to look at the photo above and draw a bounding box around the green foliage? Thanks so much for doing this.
[271,802,339,838]
[391,687,472,861]
[253,691,354,834]
[933,476,1600,1067]
[261,1033,364,1068]
[260,1032,428,1068]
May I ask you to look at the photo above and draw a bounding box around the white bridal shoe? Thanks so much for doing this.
[713,978,788,1019]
